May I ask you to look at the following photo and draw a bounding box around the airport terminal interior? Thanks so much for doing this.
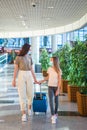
[0,0,87,130]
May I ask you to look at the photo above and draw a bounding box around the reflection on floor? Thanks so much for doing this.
[0,64,87,130]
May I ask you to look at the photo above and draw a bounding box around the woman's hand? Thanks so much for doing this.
[12,80,16,87]
[34,79,39,84]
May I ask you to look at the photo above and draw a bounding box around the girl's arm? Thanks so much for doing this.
[39,75,49,84]
[58,72,62,90]
[55,72,62,96]
[12,64,18,87]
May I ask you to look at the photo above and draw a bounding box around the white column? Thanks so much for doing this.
[51,35,57,53]
[31,37,40,64]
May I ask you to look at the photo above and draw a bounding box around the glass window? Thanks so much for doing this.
[84,26,87,31]
[40,36,51,48]
[56,34,63,48]
[79,29,84,41]
[66,33,70,41]
[83,26,87,41]
[57,34,63,45]
[69,32,74,41]
[74,30,79,41]
[40,36,43,48]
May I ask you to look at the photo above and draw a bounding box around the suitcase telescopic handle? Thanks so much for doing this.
[34,83,41,93]
[34,83,42,99]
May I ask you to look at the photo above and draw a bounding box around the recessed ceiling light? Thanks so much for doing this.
[20,15,23,18]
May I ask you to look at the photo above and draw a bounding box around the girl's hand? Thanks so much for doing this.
[58,86,62,93]
[12,80,16,87]
[55,89,59,96]
[38,80,44,84]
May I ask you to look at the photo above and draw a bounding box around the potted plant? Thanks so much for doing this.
[40,48,50,76]
[67,43,80,102]
[76,42,87,116]
[53,43,71,93]
[68,41,87,105]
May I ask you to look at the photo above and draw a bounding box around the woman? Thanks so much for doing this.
[39,56,62,124]
[12,43,38,122]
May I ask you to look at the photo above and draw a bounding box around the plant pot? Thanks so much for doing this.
[77,91,87,116]
[61,79,68,93]
[68,85,79,102]
[42,70,48,77]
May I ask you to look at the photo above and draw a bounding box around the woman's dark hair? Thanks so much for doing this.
[52,56,62,75]
[19,43,31,56]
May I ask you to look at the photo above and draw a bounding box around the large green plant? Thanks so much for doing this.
[40,49,50,71]
[69,42,87,94]
[53,44,71,80]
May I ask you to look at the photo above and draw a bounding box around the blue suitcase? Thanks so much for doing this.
[32,84,48,114]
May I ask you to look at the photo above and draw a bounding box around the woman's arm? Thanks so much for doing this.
[12,64,18,87]
[30,66,37,83]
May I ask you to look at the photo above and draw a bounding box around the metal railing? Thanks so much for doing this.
[0,53,8,69]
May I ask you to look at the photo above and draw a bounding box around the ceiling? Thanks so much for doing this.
[0,0,87,34]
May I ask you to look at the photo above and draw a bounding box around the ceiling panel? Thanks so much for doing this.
[0,0,87,32]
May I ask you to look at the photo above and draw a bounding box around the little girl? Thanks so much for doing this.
[39,56,62,124]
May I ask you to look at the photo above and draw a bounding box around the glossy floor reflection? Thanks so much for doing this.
[0,64,87,130]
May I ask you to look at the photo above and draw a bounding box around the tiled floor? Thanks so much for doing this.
[0,64,87,130]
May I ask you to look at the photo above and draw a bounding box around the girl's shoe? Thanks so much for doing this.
[22,114,27,122]
[55,114,58,120]
[51,115,56,124]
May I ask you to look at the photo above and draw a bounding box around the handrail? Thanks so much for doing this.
[0,53,8,66]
